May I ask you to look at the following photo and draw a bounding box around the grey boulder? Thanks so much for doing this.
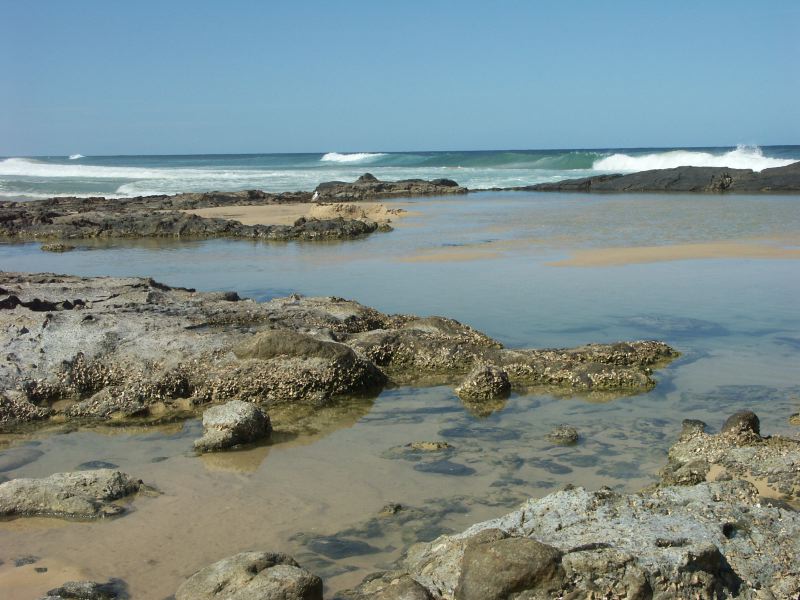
[175,551,322,600]
[194,400,271,452]
[0,469,142,519]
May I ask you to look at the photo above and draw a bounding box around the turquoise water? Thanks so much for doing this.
[1,190,799,597]
[1,145,799,199]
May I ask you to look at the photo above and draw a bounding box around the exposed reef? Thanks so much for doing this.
[0,174,465,243]
[314,173,466,201]
[0,272,677,431]
[518,160,800,193]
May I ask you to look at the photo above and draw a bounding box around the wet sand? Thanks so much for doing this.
[184,202,411,227]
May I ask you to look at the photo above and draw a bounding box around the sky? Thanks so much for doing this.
[1,0,798,155]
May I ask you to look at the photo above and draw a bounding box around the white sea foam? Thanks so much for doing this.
[593,145,793,173]
[320,152,387,163]
[0,158,273,181]
[68,154,84,160]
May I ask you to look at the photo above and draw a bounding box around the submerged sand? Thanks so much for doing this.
[551,237,800,267]
[184,202,411,227]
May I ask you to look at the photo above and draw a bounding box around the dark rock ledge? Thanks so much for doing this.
[0,174,465,242]
[510,160,800,193]
[0,272,677,431]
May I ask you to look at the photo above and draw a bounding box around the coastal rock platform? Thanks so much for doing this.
[0,272,677,431]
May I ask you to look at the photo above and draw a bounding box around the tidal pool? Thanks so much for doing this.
[1,191,799,598]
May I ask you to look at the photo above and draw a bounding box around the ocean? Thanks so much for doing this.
[1,144,799,200]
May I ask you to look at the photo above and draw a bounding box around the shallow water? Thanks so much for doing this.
[1,190,799,598]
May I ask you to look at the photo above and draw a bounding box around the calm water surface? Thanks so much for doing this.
[1,191,799,598]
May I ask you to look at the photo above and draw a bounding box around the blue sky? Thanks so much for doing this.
[1,1,797,155]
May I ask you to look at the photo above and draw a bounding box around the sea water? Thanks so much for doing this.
[1,145,799,199]
[0,186,799,597]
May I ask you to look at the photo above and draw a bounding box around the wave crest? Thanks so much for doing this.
[320,152,387,163]
[593,145,793,173]
[68,154,84,160]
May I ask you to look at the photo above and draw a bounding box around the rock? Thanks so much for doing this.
[455,364,511,402]
[522,161,800,193]
[395,481,800,599]
[662,412,799,500]
[0,191,376,242]
[39,580,126,600]
[175,551,322,600]
[545,424,579,446]
[307,536,382,559]
[76,460,119,470]
[720,409,760,436]
[0,273,677,431]
[790,413,800,426]
[194,400,271,452]
[40,243,76,253]
[337,571,433,600]
[314,174,467,202]
[407,441,453,452]
[681,418,707,437]
[413,459,476,476]
[456,530,565,600]
[0,469,142,519]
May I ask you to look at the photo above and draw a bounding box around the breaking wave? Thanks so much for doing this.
[320,152,387,163]
[593,145,794,173]
[68,154,84,160]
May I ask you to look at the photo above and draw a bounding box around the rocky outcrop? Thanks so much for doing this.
[0,201,377,241]
[545,424,579,446]
[0,174,467,242]
[343,480,800,599]
[522,161,800,193]
[0,469,142,519]
[0,273,677,431]
[194,400,271,452]
[660,411,800,501]
[175,552,322,600]
[454,364,511,402]
[39,580,127,600]
[314,173,467,201]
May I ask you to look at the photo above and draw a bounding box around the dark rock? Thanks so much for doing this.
[14,554,39,566]
[522,161,800,193]
[307,536,382,559]
[315,174,467,202]
[175,551,322,600]
[40,243,76,253]
[39,579,127,600]
[721,410,760,436]
[194,400,271,452]
[413,460,476,476]
[76,461,119,470]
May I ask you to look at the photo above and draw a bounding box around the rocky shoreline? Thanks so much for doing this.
[513,160,800,193]
[2,164,798,247]
[0,272,676,431]
[11,409,798,599]
[0,174,464,243]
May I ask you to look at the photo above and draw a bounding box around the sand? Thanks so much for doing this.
[550,238,800,267]
[184,202,410,227]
